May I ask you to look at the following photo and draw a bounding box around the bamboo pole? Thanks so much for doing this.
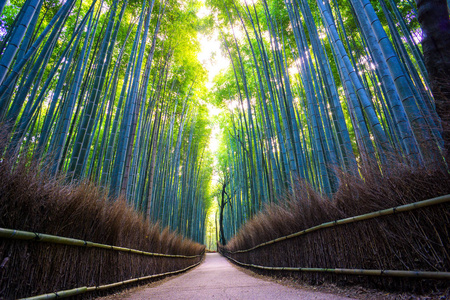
[224,255,450,280]
[0,228,203,259]
[229,194,450,253]
[19,259,203,299]
[19,287,88,300]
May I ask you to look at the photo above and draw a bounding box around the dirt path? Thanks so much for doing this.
[107,253,354,299]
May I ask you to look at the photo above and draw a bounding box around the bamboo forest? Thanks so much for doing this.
[0,0,449,298]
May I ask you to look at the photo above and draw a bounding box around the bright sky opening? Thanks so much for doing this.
[197,3,229,90]
[197,2,229,243]
[197,1,229,177]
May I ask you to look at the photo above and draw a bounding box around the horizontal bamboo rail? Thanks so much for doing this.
[19,258,203,300]
[229,194,450,254]
[224,255,450,280]
[0,227,202,258]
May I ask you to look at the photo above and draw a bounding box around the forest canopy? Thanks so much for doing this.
[0,0,448,245]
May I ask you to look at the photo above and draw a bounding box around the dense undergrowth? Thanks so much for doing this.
[0,146,205,299]
[221,161,450,295]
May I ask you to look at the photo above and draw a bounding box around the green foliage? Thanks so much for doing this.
[0,0,443,250]
[207,0,444,242]
[1,0,24,26]
[0,0,214,245]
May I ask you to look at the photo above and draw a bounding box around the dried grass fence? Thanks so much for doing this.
[0,228,202,259]
[0,151,205,299]
[220,165,450,294]
[222,194,450,278]
[0,227,203,299]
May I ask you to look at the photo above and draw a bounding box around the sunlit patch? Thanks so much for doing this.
[227,99,240,111]
[197,3,230,89]
[196,4,209,18]
[358,55,377,71]
[100,2,110,14]
[197,32,229,89]
[319,32,326,39]
[205,199,218,250]
[288,57,302,76]
[209,132,220,154]
[240,0,260,6]
[207,104,222,154]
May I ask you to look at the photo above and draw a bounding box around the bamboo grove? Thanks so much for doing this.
[209,0,447,243]
[0,0,214,243]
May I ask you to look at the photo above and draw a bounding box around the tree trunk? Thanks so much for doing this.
[219,182,227,246]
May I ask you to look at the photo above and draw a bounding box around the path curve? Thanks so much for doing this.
[116,253,354,299]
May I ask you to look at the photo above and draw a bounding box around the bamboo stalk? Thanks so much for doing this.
[19,258,203,299]
[0,228,203,258]
[224,255,450,280]
[19,287,88,300]
[230,194,450,253]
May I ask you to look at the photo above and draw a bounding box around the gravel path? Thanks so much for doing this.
[113,253,355,299]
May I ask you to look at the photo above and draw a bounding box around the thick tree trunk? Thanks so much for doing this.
[415,0,450,154]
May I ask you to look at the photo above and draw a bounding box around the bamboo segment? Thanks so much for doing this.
[19,259,203,299]
[0,228,203,258]
[224,256,450,280]
[92,259,203,291]
[230,194,450,253]
[19,287,88,300]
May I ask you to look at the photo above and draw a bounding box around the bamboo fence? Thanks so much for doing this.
[0,227,204,298]
[222,194,450,280]
[228,194,450,254]
[0,227,203,258]
[18,259,203,300]
[224,256,450,279]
